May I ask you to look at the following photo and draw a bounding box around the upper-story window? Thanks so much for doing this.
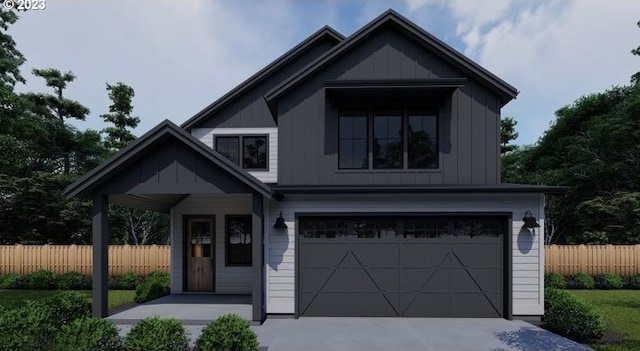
[215,135,268,170]
[339,109,438,170]
[338,111,368,169]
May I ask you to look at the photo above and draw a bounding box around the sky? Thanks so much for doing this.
[8,0,640,146]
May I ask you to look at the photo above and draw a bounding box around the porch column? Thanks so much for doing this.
[92,193,109,317]
[252,192,265,323]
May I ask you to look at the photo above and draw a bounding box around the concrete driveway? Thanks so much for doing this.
[249,318,593,351]
[142,318,591,351]
[110,296,591,351]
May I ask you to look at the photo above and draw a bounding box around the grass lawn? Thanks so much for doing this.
[570,290,640,351]
[0,289,136,310]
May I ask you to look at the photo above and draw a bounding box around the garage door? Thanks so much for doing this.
[298,216,505,317]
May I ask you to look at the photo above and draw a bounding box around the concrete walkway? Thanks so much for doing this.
[108,294,252,325]
[110,295,592,351]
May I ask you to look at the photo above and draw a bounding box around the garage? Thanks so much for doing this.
[298,215,507,317]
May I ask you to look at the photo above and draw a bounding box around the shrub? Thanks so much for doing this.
[44,291,92,328]
[124,317,188,351]
[544,272,566,289]
[195,314,259,351]
[543,288,605,341]
[57,271,91,290]
[594,272,624,290]
[566,272,595,289]
[134,271,170,303]
[0,301,56,350]
[117,272,142,290]
[27,269,57,290]
[144,270,170,284]
[624,274,640,289]
[0,272,27,289]
[52,316,123,351]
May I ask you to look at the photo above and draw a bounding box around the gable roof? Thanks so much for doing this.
[265,9,519,111]
[180,25,344,131]
[65,120,271,199]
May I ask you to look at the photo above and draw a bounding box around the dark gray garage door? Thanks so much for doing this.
[298,216,505,317]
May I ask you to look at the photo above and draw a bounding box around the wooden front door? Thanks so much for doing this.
[185,217,215,292]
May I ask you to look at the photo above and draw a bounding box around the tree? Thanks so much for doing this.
[632,20,640,84]
[0,8,33,178]
[25,68,90,174]
[0,9,24,87]
[500,117,519,154]
[101,82,140,150]
[503,83,640,244]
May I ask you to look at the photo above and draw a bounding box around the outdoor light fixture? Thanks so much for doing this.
[273,212,288,230]
[522,210,541,229]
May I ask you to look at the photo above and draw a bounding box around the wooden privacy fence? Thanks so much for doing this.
[545,245,640,276]
[2,244,640,277]
[0,245,170,276]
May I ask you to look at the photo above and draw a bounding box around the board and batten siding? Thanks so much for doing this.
[191,128,278,184]
[276,27,501,186]
[170,194,253,294]
[265,193,545,316]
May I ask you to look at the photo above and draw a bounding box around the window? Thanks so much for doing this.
[215,135,267,170]
[338,108,438,170]
[339,112,368,169]
[242,136,267,169]
[300,216,503,239]
[408,112,438,169]
[226,215,252,266]
[373,111,402,169]
[216,137,240,165]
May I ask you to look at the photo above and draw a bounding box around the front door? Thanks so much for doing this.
[185,217,215,292]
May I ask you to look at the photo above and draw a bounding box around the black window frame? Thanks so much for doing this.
[372,110,403,169]
[214,135,268,171]
[407,110,439,169]
[337,108,439,170]
[215,136,240,166]
[225,215,252,266]
[338,110,369,170]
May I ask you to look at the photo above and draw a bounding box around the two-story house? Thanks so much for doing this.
[65,10,565,324]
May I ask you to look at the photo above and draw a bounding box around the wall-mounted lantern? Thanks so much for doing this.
[273,212,288,230]
[522,210,541,229]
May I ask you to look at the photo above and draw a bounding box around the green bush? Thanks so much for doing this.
[52,316,123,351]
[566,272,595,289]
[543,288,605,341]
[57,271,91,290]
[27,269,57,290]
[195,314,259,351]
[594,272,624,289]
[144,270,170,283]
[134,271,170,303]
[624,274,640,289]
[117,272,142,290]
[544,272,566,289]
[0,301,56,350]
[44,291,92,328]
[0,272,27,289]
[124,317,188,351]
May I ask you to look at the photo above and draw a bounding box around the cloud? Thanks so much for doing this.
[407,0,640,144]
[9,0,640,146]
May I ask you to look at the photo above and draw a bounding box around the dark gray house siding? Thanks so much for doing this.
[95,139,257,195]
[192,37,339,130]
[276,27,502,186]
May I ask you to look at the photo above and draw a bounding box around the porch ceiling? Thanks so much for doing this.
[108,194,190,213]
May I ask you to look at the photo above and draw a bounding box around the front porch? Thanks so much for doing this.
[64,121,273,323]
[108,294,253,325]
